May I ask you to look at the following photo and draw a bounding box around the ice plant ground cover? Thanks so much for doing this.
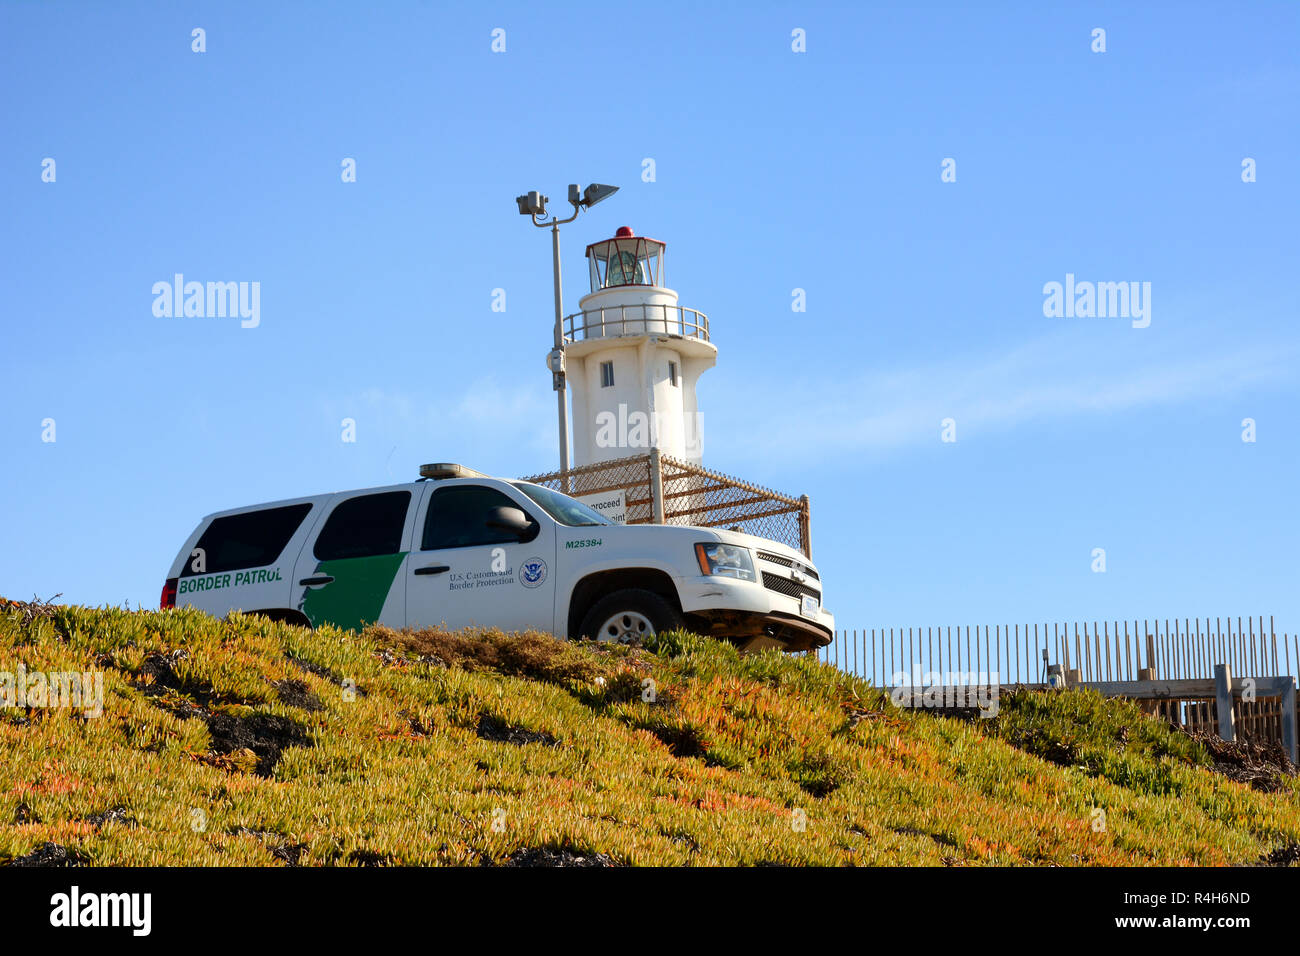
[2,601,1298,866]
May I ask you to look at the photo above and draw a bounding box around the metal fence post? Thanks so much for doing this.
[648,446,665,525]
[1215,663,1235,743]
[1282,678,1297,765]
[798,495,812,558]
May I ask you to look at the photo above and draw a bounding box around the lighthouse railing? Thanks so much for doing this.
[563,304,709,344]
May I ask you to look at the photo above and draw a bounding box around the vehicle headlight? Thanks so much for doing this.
[694,543,756,581]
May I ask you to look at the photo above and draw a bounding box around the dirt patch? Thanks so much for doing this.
[12,803,40,824]
[207,712,311,776]
[133,653,311,775]
[83,805,136,828]
[797,776,840,798]
[1260,840,1300,866]
[498,846,621,867]
[6,842,88,867]
[134,651,222,715]
[346,849,392,867]
[648,721,707,760]
[272,678,324,712]
[287,652,346,685]
[1187,730,1296,792]
[893,825,959,849]
[231,827,308,865]
[475,713,557,747]
[370,625,612,686]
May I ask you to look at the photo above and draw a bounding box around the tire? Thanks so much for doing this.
[578,589,684,644]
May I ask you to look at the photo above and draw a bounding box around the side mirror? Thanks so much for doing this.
[486,506,537,541]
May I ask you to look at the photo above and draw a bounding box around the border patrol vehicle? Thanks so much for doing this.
[162,464,833,652]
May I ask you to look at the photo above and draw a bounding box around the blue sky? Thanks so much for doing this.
[2,1,1297,641]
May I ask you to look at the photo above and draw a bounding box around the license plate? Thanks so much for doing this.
[800,594,819,618]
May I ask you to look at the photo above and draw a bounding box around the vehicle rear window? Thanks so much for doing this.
[314,491,411,561]
[184,503,312,577]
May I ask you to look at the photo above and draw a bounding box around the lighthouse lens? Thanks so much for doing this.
[606,251,649,287]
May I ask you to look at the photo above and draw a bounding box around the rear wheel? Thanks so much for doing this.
[579,589,684,644]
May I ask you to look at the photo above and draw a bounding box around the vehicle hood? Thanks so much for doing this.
[568,522,814,571]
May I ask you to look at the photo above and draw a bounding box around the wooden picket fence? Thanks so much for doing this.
[817,616,1291,687]
[817,616,1298,758]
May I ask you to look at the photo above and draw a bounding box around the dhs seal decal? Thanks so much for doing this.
[519,557,548,589]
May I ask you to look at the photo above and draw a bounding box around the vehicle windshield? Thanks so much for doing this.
[511,482,613,527]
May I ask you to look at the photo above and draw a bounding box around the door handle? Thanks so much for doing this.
[414,565,450,576]
[299,575,335,586]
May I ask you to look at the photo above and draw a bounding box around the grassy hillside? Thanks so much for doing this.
[2,600,1299,866]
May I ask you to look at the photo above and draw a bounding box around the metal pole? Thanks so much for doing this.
[551,221,569,482]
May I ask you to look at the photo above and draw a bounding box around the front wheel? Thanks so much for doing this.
[579,589,684,644]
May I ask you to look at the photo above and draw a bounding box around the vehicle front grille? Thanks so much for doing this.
[761,572,821,602]
[757,551,820,581]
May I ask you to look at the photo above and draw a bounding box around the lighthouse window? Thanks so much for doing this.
[600,361,615,388]
[668,362,678,386]
[606,251,648,287]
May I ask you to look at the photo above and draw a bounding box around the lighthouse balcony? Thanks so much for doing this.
[563,303,710,346]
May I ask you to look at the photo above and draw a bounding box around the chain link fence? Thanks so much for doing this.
[520,450,811,556]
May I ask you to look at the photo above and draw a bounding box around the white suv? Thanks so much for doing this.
[162,464,833,652]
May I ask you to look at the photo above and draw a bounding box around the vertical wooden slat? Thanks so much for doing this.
[1247,616,1254,677]
[1203,617,1209,675]
[1197,618,1203,678]
[1268,616,1279,676]
[986,626,992,682]
[1237,616,1244,678]
[1075,623,1082,681]
[1227,616,1234,676]
[1216,617,1223,676]
[1123,621,1131,680]
[1094,621,1102,682]
[1033,623,1039,682]
[1114,621,1122,680]
[1088,621,1095,681]
[1100,622,1108,681]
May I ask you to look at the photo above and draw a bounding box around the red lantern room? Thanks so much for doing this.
[585,226,665,291]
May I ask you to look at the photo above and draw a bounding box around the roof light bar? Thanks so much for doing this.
[418,463,486,480]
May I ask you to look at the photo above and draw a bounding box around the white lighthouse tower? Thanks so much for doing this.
[558,226,716,467]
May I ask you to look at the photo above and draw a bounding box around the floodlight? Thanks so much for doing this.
[515,191,548,216]
[581,183,619,208]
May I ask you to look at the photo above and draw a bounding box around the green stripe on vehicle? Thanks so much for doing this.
[299,553,407,632]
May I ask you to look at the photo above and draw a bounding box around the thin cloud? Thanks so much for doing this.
[709,333,1296,459]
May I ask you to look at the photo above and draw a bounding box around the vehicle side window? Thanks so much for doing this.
[184,503,312,577]
[314,491,411,561]
[422,485,529,551]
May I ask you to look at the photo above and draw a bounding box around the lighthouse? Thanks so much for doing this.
[557,227,716,467]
